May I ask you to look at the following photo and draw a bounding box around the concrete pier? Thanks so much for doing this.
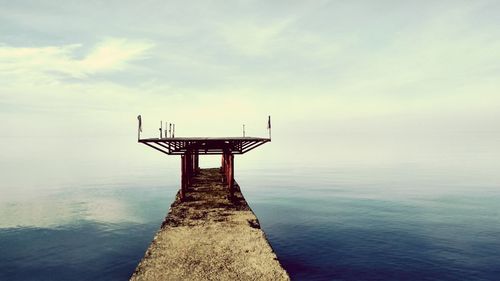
[130,168,289,281]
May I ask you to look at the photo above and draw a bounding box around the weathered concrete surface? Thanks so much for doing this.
[130,168,290,281]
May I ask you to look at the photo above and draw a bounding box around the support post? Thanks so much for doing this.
[221,149,234,198]
[194,153,199,173]
[228,153,234,198]
[186,150,192,186]
[220,153,225,176]
[225,153,229,185]
[180,155,186,201]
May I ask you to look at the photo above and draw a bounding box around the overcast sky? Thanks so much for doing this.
[1,0,499,139]
[1,0,500,201]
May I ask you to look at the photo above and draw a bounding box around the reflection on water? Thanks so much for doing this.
[1,223,156,280]
[1,136,500,280]
[0,185,175,281]
[238,166,500,280]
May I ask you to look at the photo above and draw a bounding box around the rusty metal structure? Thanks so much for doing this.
[137,116,271,201]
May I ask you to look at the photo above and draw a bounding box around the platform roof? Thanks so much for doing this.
[139,137,270,155]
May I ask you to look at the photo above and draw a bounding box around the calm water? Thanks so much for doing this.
[1,136,499,280]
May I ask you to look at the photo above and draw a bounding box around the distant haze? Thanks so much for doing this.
[1,1,499,174]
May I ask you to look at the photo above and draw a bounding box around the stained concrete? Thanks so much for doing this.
[130,168,290,281]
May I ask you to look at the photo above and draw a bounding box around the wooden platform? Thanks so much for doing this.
[130,168,289,281]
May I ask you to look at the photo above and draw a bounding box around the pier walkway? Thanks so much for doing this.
[130,168,289,281]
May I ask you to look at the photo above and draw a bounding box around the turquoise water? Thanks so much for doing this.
[1,136,499,280]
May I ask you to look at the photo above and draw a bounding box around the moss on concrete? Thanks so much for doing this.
[130,168,289,281]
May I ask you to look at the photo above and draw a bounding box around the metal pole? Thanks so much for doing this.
[221,154,225,174]
[137,115,142,141]
[181,155,186,201]
[160,121,163,139]
[229,153,234,197]
[268,115,271,140]
[194,153,199,172]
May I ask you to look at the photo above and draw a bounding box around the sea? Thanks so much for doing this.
[1,134,499,280]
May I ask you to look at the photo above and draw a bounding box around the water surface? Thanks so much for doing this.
[1,136,499,280]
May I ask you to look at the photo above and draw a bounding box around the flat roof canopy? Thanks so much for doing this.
[139,137,270,155]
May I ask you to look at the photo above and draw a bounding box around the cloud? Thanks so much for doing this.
[78,38,154,74]
[0,38,154,83]
[1,1,499,139]
[219,19,293,56]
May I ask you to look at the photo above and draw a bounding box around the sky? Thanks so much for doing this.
[1,1,499,168]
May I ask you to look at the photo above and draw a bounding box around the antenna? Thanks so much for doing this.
[243,124,245,137]
[160,121,163,138]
